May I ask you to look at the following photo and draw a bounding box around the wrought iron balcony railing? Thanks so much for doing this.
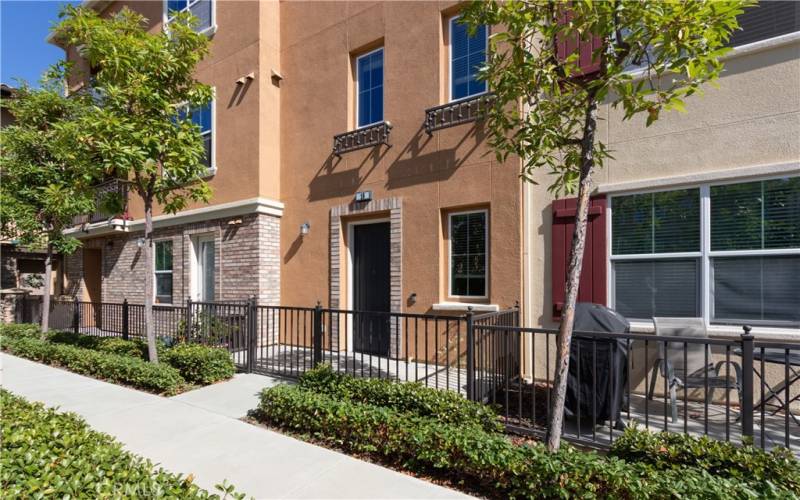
[73,179,130,226]
[424,93,495,135]
[333,121,392,157]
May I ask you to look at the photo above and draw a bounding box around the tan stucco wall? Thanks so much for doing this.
[279,1,523,313]
[77,1,279,220]
[524,39,800,333]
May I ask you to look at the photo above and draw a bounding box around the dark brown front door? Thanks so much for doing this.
[352,222,391,356]
[82,248,102,327]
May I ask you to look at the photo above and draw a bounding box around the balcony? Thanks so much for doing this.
[73,179,130,226]
[424,93,495,135]
[332,121,392,157]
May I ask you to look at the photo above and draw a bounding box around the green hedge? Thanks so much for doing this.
[298,364,502,432]
[255,385,773,499]
[610,428,800,496]
[20,327,234,385]
[1,335,185,395]
[0,323,42,339]
[162,343,236,385]
[1,390,242,499]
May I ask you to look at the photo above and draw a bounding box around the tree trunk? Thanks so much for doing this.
[547,95,599,452]
[41,242,53,335]
[143,198,159,363]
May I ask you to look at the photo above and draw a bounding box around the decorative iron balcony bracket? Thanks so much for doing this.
[333,121,393,157]
[424,93,495,135]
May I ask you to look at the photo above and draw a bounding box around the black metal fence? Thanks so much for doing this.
[472,323,800,453]
[42,298,799,453]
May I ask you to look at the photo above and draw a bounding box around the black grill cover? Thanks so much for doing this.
[564,302,629,425]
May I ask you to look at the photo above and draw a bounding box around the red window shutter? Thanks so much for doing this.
[551,196,607,320]
[555,8,602,77]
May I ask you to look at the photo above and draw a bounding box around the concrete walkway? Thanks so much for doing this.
[1,354,469,499]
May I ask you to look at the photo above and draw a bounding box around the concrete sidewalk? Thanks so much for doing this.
[1,354,469,499]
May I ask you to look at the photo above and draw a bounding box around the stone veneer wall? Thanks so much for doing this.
[63,212,280,306]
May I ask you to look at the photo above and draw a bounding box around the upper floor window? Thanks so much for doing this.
[177,101,214,172]
[449,210,488,298]
[356,48,384,128]
[154,240,174,305]
[166,0,214,34]
[729,0,799,47]
[450,16,487,101]
[610,177,800,327]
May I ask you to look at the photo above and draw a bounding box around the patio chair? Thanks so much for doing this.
[647,317,742,422]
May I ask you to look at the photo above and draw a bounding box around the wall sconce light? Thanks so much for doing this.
[355,190,372,203]
[136,237,145,248]
[300,222,311,236]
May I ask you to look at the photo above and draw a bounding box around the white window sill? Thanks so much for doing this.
[432,302,499,313]
[628,320,800,341]
[202,166,217,179]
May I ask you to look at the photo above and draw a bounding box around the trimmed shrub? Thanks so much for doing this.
[97,338,150,359]
[1,336,185,395]
[610,427,800,495]
[255,385,770,499]
[0,323,43,339]
[298,364,502,432]
[162,343,235,385]
[1,390,242,498]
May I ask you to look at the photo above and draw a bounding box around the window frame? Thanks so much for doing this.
[448,14,489,103]
[176,95,216,176]
[163,0,217,36]
[447,208,489,300]
[608,174,800,328]
[153,239,175,306]
[354,46,385,129]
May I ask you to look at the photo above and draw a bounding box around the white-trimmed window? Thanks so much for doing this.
[177,100,215,173]
[165,0,215,34]
[449,210,488,298]
[154,240,173,305]
[610,176,800,327]
[355,47,384,128]
[449,15,487,101]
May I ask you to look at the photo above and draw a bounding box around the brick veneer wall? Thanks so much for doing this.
[329,197,402,354]
[63,212,280,307]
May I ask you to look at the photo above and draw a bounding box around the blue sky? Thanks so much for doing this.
[1,0,80,87]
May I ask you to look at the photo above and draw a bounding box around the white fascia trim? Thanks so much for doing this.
[622,31,800,82]
[432,302,500,313]
[597,161,800,195]
[65,197,284,238]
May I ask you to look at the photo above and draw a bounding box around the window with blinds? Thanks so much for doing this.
[450,16,487,101]
[155,240,174,305]
[356,48,384,128]
[449,210,488,297]
[729,1,799,48]
[611,176,800,326]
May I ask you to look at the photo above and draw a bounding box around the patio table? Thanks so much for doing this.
[735,347,800,426]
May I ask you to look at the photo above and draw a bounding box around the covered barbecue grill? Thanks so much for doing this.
[564,302,629,427]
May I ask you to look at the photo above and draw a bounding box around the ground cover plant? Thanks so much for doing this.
[1,390,244,499]
[253,371,800,499]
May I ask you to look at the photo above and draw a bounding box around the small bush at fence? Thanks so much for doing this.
[298,364,502,432]
[1,336,185,395]
[0,323,43,339]
[162,343,236,385]
[1,390,243,499]
[255,384,773,499]
[610,427,800,496]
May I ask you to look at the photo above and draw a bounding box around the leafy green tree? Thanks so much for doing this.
[461,0,749,451]
[0,79,97,333]
[54,6,213,363]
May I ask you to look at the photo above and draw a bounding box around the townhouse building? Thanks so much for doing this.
[59,0,798,355]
